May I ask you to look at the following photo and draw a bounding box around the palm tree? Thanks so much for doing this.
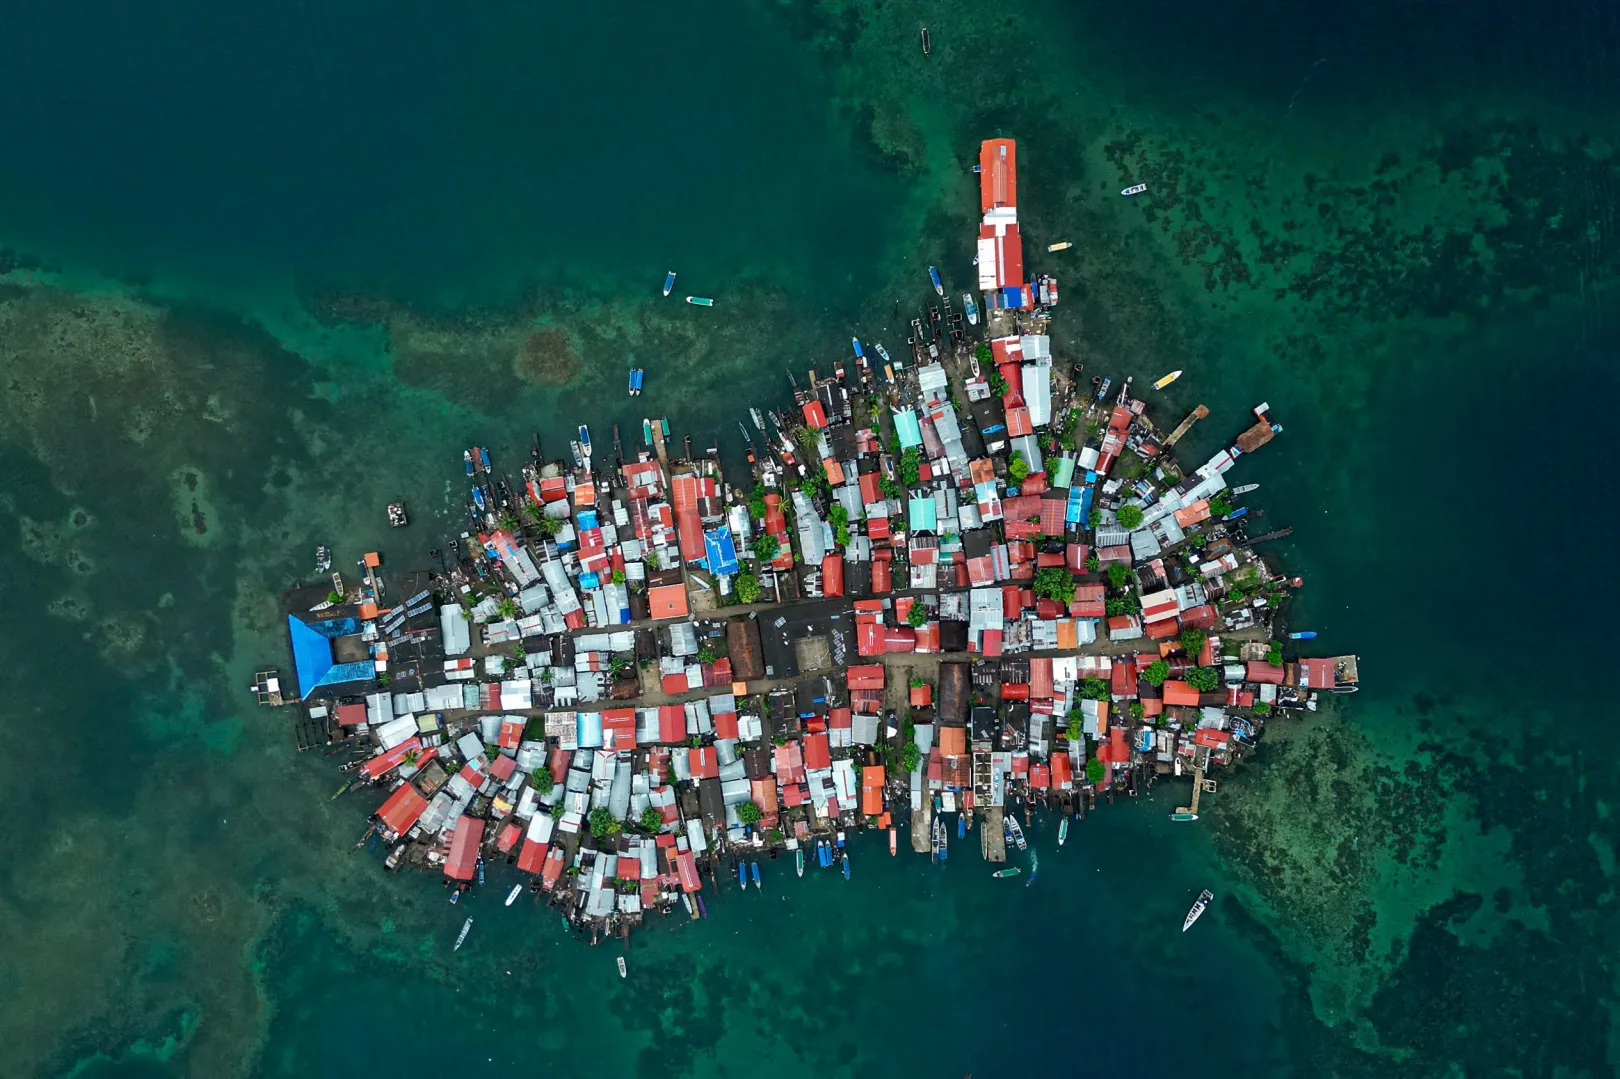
[498,512,520,534]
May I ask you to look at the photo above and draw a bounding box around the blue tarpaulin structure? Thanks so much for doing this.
[287,614,365,699]
[704,527,740,577]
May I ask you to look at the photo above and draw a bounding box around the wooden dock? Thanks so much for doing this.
[982,807,1007,863]
[911,802,933,855]
[1162,405,1209,449]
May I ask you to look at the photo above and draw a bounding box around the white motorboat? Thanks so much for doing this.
[454,917,473,951]
[1183,888,1214,932]
[505,885,522,906]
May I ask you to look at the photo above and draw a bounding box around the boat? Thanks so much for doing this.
[1183,888,1214,932]
[738,862,748,889]
[1093,376,1112,404]
[314,545,331,574]
[471,486,486,512]
[696,895,708,918]
[750,407,766,432]
[577,425,591,454]
[738,421,751,443]
[1058,818,1069,847]
[505,884,522,906]
[1225,507,1249,520]
[683,893,696,917]
[643,418,653,445]
[1290,630,1318,640]
[874,343,891,365]
[568,440,583,469]
[928,266,943,296]
[617,956,628,978]
[1122,183,1148,196]
[835,830,846,848]
[841,853,851,879]
[750,861,761,890]
[463,450,474,476]
[685,296,714,307]
[796,848,805,877]
[1232,483,1259,495]
[663,270,676,297]
[851,337,864,359]
[1153,370,1183,390]
[920,26,931,55]
[1006,817,1027,852]
[957,814,965,839]
[1170,811,1199,822]
[889,828,897,856]
[476,857,485,885]
[993,867,1021,879]
[962,293,978,325]
[453,916,473,950]
[1047,241,1073,252]
[449,889,459,905]
[627,368,643,396]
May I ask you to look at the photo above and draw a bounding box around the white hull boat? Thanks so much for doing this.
[1183,888,1214,932]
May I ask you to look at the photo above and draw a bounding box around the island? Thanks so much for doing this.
[253,138,1360,945]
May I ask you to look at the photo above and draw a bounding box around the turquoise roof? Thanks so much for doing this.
[894,410,923,449]
[908,495,937,533]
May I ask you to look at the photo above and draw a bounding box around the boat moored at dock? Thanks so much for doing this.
[928,265,944,295]
[962,292,978,325]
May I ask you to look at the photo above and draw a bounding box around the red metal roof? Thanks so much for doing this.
[861,765,886,816]
[670,473,706,563]
[804,732,831,770]
[648,583,689,620]
[821,553,845,597]
[1246,661,1286,685]
[659,705,686,744]
[602,708,637,749]
[979,138,1017,211]
[871,558,892,593]
[359,737,422,780]
[542,846,567,890]
[1162,680,1202,706]
[516,838,547,873]
[847,664,885,690]
[376,783,427,835]
[802,401,828,429]
[335,703,367,727]
[444,816,486,881]
[1194,728,1231,748]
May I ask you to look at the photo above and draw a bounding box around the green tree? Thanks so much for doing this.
[640,807,663,832]
[748,496,767,519]
[550,800,565,819]
[1085,758,1106,784]
[1105,562,1133,589]
[498,512,520,534]
[696,646,717,665]
[827,505,849,528]
[589,807,621,838]
[1254,700,1273,715]
[1129,701,1146,720]
[1180,629,1208,658]
[738,801,764,827]
[834,524,850,547]
[988,371,1008,396]
[496,596,518,620]
[326,590,344,605]
[1079,677,1110,701]
[1033,567,1077,604]
[900,447,922,485]
[1210,493,1234,518]
[753,532,779,560]
[900,743,921,773]
[974,341,993,366]
[1116,504,1144,530]
[1085,555,1101,573]
[906,601,927,627]
[1065,714,1082,742]
[611,568,626,585]
[511,643,527,662]
[534,513,562,538]
[1265,642,1283,666]
[531,768,554,795]
[1141,659,1171,687]
[1087,508,1102,528]
[1007,451,1029,482]
[522,502,546,527]
[881,475,904,499]
[735,572,761,605]
[1184,666,1220,692]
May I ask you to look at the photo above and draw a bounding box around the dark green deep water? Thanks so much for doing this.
[1,1,1617,1076]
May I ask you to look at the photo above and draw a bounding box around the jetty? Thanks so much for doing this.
[257,136,1359,947]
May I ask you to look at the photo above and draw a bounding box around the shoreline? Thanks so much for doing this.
[257,138,1360,948]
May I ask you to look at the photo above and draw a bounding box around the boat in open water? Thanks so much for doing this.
[663,270,676,297]
[992,867,1021,879]
[1122,183,1148,196]
[617,956,628,978]
[928,266,944,296]
[841,852,851,879]
[737,862,747,890]
[627,367,643,396]
[1153,370,1183,390]
[1048,240,1073,252]
[1170,810,1199,822]
[454,917,473,951]
[1058,818,1069,847]
[874,343,891,366]
[1290,630,1317,640]
[851,337,864,360]
[962,293,978,325]
[796,848,805,877]
[1183,888,1214,932]
[685,295,713,307]
[505,885,522,906]
[920,26,931,55]
[751,861,761,890]
[889,828,897,856]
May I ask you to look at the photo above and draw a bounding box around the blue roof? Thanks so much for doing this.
[894,410,923,449]
[705,527,740,577]
[287,614,366,698]
[908,495,937,533]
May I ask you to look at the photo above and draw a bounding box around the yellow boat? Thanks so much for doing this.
[1153,369,1182,390]
[1047,241,1073,252]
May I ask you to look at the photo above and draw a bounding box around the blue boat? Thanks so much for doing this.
[750,861,761,890]
[577,424,591,451]
[471,487,486,511]
[463,450,474,476]
[738,862,747,889]
[841,853,851,880]
[476,857,484,885]
[1225,506,1249,520]
[835,830,845,848]
[1290,630,1317,640]
[818,839,833,868]
[928,266,944,295]
[478,447,491,471]
[851,337,864,359]
[957,815,965,839]
[663,270,676,297]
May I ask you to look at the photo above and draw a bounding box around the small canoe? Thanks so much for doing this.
[686,296,714,307]
[841,853,851,879]
[889,828,897,856]
[1153,369,1182,390]
[1122,183,1148,196]
[750,861,761,890]
[454,916,473,949]
[479,447,491,471]
[992,867,1021,879]
[1048,241,1073,252]
[463,450,474,475]
[920,26,931,55]
[663,270,676,297]
[617,956,628,978]
[796,849,805,877]
[738,862,747,890]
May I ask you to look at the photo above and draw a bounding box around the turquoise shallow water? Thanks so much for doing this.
[1,0,1618,1076]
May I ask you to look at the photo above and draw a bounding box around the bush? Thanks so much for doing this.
[1265,642,1283,666]
[640,807,663,832]
[906,602,927,627]
[1007,451,1029,482]
[1141,659,1170,687]
[1254,700,1273,715]
[1033,566,1077,604]
[881,475,904,499]
[1116,503,1144,530]
[735,572,761,605]
[1085,758,1106,784]
[974,341,993,365]
[752,532,778,560]
[988,371,1008,396]
[531,768,554,795]
[326,590,344,604]
[696,646,716,665]
[1079,677,1110,701]
[1105,562,1132,589]
[749,496,767,519]
[1065,715,1082,742]
[900,448,922,485]
[1129,701,1146,720]
[1184,666,1221,692]
[827,505,849,527]
[589,807,621,838]
[1085,555,1100,573]
[738,801,764,826]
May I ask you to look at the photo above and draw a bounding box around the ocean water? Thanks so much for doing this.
[1,0,1617,1076]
